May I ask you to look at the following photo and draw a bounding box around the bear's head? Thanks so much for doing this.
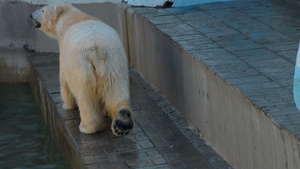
[30,3,72,39]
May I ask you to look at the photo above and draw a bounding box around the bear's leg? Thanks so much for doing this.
[77,92,106,134]
[60,79,76,110]
[109,101,134,136]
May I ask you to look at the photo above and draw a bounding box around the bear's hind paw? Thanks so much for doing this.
[111,110,134,136]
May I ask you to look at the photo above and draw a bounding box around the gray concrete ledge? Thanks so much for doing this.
[125,0,300,168]
[27,53,85,169]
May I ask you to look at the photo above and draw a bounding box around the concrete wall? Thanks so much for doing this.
[125,8,300,169]
[0,1,127,53]
[0,1,58,52]
[0,49,29,82]
[0,1,128,82]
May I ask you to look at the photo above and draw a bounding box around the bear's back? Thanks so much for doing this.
[62,20,122,50]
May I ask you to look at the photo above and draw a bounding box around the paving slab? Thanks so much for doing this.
[23,0,300,168]
[27,53,231,169]
[126,0,300,168]
[132,0,300,135]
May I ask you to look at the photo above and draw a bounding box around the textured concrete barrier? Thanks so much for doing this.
[0,1,128,53]
[27,54,86,169]
[0,49,29,82]
[123,3,300,169]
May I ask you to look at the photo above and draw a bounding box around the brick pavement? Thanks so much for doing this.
[26,0,300,168]
[28,53,231,169]
[134,0,300,137]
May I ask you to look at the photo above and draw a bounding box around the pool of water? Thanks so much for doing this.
[0,83,71,169]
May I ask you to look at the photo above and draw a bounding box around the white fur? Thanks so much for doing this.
[60,20,129,132]
[32,3,131,134]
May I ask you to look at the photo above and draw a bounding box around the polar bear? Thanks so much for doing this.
[30,3,134,136]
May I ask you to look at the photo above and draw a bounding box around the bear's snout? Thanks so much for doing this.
[30,11,42,28]
[35,22,41,28]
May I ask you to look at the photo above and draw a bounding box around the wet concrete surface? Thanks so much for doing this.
[28,53,229,168]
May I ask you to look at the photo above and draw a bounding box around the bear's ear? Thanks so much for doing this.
[54,6,62,18]
[66,2,72,6]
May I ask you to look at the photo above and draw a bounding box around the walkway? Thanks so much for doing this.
[28,53,230,168]
[159,0,300,133]
[27,0,300,168]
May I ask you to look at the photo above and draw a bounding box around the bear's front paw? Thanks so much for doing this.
[111,110,134,136]
[79,120,106,134]
[63,103,76,110]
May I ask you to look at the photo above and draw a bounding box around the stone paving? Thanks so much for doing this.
[133,0,300,137]
[26,0,300,168]
[28,53,231,169]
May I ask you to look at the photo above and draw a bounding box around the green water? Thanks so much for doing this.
[0,83,71,169]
